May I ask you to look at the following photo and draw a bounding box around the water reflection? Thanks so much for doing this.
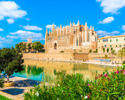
[13,60,117,81]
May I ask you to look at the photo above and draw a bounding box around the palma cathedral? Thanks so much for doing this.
[45,21,98,53]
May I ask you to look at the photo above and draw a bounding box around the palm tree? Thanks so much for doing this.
[118,47,125,63]
[111,49,116,64]
[104,54,108,63]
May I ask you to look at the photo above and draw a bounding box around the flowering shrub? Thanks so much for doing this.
[24,67,125,100]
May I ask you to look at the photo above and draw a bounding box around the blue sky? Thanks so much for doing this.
[0,0,125,48]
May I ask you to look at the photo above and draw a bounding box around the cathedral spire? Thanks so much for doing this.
[60,24,62,29]
[90,26,92,30]
[45,29,48,38]
[63,27,64,35]
[70,22,72,26]
[52,23,55,30]
[77,20,80,25]
[46,29,48,34]
[85,22,87,27]
[93,26,94,31]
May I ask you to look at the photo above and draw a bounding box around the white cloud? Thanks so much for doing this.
[0,16,4,20]
[0,41,3,47]
[7,19,15,24]
[0,28,3,31]
[6,35,18,39]
[99,17,114,24]
[22,25,43,31]
[0,36,13,47]
[45,24,56,30]
[97,30,120,37]
[96,0,125,14]
[25,18,30,21]
[9,30,45,40]
[0,1,27,19]
[122,25,125,31]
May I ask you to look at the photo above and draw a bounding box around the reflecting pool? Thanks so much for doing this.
[12,60,117,82]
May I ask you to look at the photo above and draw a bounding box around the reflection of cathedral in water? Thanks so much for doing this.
[22,60,116,81]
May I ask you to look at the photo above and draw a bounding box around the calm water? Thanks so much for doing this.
[12,60,117,81]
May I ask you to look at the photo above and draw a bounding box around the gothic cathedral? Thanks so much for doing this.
[45,21,98,53]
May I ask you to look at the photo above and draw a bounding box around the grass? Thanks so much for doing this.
[0,95,12,100]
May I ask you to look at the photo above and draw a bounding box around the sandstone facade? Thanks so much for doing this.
[45,21,98,53]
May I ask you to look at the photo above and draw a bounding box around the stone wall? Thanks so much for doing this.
[73,53,89,61]
[23,53,125,63]
[23,53,74,61]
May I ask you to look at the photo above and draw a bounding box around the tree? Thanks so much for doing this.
[0,47,24,83]
[22,43,26,53]
[111,48,116,64]
[118,47,125,63]
[89,49,92,53]
[103,48,105,53]
[107,48,109,53]
[32,42,44,52]
[15,44,21,52]
[15,43,27,53]
[28,43,32,52]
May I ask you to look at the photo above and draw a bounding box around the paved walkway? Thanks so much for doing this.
[83,61,122,67]
[0,75,41,100]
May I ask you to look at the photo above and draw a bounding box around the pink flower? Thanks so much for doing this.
[116,71,119,74]
[87,84,90,86]
[99,74,103,78]
[124,71,125,75]
[87,95,90,98]
[120,70,123,72]
[104,74,107,77]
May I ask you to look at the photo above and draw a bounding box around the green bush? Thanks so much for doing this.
[89,49,92,53]
[24,68,125,100]
[93,49,98,53]
[123,60,125,64]
[79,50,82,52]
[60,51,64,53]
[83,59,86,62]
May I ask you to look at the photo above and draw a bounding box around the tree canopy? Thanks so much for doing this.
[32,41,44,52]
[0,47,24,82]
[15,43,26,53]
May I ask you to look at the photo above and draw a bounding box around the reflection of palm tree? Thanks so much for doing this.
[27,65,31,77]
